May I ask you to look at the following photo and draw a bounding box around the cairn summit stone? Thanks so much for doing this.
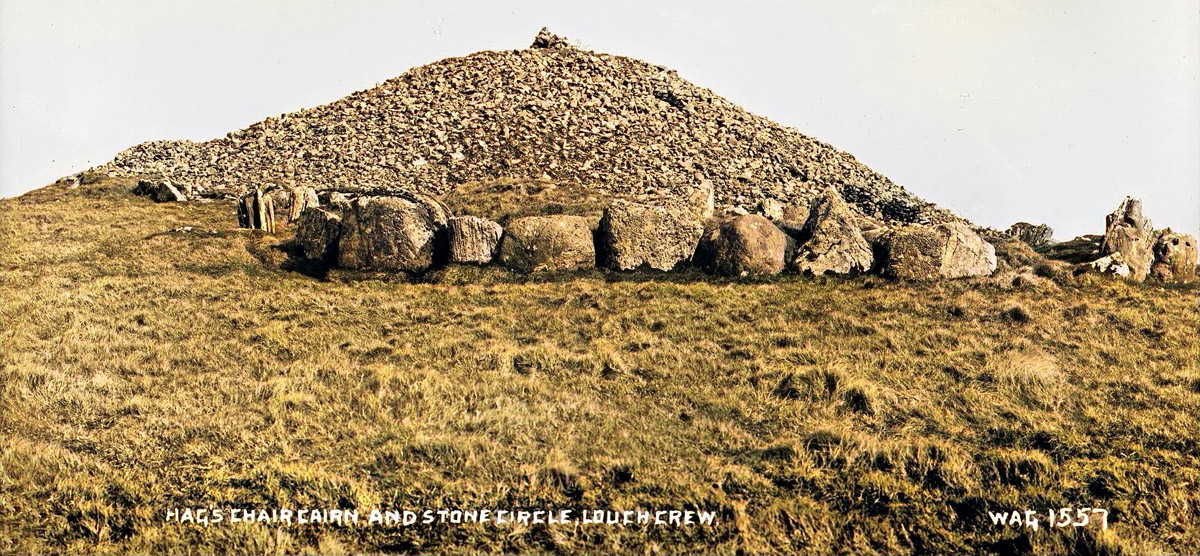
[598,200,704,271]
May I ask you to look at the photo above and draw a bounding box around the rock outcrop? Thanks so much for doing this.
[597,200,703,271]
[337,196,442,272]
[696,214,789,276]
[1150,229,1197,283]
[877,222,997,280]
[1099,197,1155,281]
[791,187,872,275]
[447,215,503,264]
[498,215,596,272]
[1005,222,1053,247]
[294,207,342,262]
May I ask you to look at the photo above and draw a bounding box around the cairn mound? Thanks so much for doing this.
[97,29,958,226]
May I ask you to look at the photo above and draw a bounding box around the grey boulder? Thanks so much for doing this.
[597,200,704,271]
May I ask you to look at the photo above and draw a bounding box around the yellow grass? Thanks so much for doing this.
[1,177,1197,555]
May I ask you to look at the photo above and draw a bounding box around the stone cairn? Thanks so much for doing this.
[93,29,957,227]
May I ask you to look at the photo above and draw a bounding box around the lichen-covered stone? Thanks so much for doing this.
[294,207,341,262]
[696,214,788,276]
[598,200,703,271]
[1150,229,1197,283]
[337,196,440,272]
[878,222,997,280]
[1100,197,1155,281]
[447,216,503,264]
[791,187,872,275]
[498,215,595,272]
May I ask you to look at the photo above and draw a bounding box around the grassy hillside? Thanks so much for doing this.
[1,178,1197,555]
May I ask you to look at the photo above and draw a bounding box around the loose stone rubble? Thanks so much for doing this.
[1005,222,1053,247]
[96,30,1195,287]
[93,29,957,227]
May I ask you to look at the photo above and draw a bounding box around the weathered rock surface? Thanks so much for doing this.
[237,189,277,232]
[1082,253,1131,279]
[153,181,185,203]
[597,200,703,271]
[498,215,595,272]
[1100,197,1155,281]
[696,214,788,275]
[1005,222,1053,247]
[447,215,503,264]
[337,196,441,272]
[94,30,958,226]
[791,187,873,275]
[294,207,342,262]
[688,181,715,221]
[878,222,997,280]
[1150,229,1197,283]
[133,179,186,202]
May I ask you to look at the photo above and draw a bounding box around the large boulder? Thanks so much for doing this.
[1100,197,1155,281]
[337,196,442,272]
[447,216,503,264]
[597,200,704,271]
[878,222,997,280]
[696,214,788,276]
[1005,222,1053,247]
[791,187,873,275]
[498,215,596,272]
[294,207,342,262]
[1150,229,1198,283]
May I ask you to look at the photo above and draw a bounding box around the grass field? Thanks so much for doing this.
[1,177,1197,555]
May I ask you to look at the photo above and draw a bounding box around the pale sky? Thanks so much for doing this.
[1,0,1197,238]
